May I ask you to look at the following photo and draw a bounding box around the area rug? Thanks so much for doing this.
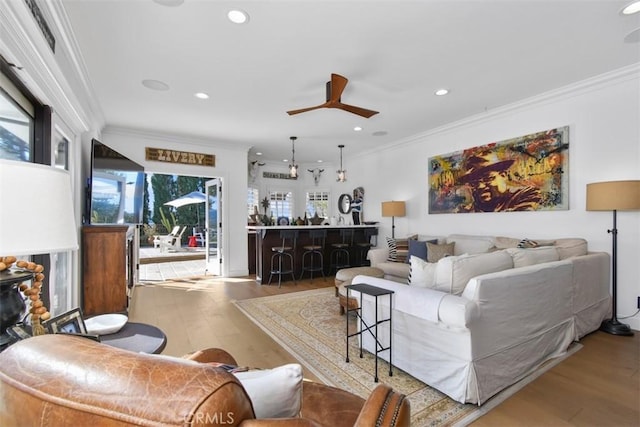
[233,287,582,426]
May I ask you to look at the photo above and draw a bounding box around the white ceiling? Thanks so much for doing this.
[61,0,640,165]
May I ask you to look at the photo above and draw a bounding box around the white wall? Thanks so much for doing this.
[349,67,640,330]
[101,127,251,277]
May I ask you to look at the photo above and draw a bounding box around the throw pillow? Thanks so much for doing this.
[386,236,413,263]
[146,355,303,419]
[386,237,398,261]
[408,255,437,288]
[405,239,438,263]
[235,364,303,418]
[426,242,455,263]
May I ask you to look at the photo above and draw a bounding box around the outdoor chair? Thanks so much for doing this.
[159,226,186,252]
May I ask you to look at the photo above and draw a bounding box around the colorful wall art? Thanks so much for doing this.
[428,126,569,214]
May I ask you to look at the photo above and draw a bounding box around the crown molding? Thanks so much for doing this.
[0,0,95,134]
[368,62,640,156]
[102,125,253,153]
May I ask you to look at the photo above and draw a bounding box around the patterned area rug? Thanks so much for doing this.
[234,287,581,427]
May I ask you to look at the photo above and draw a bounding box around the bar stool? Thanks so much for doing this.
[330,228,354,273]
[267,230,298,288]
[355,228,378,266]
[299,229,327,282]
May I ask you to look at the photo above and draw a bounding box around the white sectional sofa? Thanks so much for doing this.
[352,234,611,405]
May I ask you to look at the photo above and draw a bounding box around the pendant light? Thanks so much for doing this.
[289,136,298,178]
[336,144,346,182]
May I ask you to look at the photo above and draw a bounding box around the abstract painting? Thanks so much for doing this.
[428,126,569,214]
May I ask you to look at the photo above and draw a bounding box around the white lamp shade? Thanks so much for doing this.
[0,160,78,255]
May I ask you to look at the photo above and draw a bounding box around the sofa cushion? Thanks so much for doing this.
[426,241,455,262]
[446,234,496,255]
[405,238,438,263]
[507,247,560,268]
[434,250,514,295]
[408,256,437,288]
[379,261,410,280]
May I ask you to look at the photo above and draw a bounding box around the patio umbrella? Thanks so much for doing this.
[164,191,207,208]
[164,191,207,226]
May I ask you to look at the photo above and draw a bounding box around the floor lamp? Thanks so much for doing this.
[381,201,405,239]
[586,180,640,336]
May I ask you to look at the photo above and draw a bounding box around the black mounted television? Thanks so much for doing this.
[85,139,145,225]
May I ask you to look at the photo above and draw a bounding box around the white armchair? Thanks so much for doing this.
[159,226,186,252]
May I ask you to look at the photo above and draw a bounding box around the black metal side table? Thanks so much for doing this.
[345,282,394,382]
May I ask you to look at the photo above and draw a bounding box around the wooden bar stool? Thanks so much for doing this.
[267,230,298,287]
[299,229,327,282]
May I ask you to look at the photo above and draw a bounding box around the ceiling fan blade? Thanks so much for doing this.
[286,103,328,116]
[336,102,379,118]
[328,73,348,102]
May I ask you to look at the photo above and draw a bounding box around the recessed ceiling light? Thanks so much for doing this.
[283,159,288,162]
[228,10,249,24]
[256,152,263,156]
[435,89,449,96]
[142,79,170,91]
[621,1,640,15]
[153,0,184,7]
[353,126,363,132]
[317,159,323,163]
[194,92,209,99]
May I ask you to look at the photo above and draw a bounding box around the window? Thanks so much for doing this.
[306,190,329,218]
[269,191,293,219]
[247,187,259,217]
[0,74,34,161]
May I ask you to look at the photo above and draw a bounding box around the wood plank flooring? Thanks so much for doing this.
[128,276,639,426]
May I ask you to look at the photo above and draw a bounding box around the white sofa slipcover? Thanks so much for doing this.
[353,235,610,405]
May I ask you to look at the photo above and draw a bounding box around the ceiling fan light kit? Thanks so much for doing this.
[287,73,379,118]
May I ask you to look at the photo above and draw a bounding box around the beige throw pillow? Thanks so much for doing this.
[426,242,455,263]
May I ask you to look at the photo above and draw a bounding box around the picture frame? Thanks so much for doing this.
[45,308,88,335]
[7,323,32,341]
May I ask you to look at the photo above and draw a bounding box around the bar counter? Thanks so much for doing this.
[247,224,378,284]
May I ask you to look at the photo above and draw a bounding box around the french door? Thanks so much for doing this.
[205,178,222,275]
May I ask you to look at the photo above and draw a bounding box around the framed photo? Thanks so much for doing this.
[7,323,32,341]
[45,308,88,335]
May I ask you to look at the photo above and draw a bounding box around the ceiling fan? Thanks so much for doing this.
[287,73,379,118]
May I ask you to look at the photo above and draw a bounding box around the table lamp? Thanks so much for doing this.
[0,160,79,343]
[586,180,640,336]
[381,201,406,239]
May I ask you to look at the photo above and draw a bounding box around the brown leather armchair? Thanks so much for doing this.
[0,335,410,426]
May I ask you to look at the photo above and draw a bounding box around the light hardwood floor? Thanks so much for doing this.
[128,276,640,426]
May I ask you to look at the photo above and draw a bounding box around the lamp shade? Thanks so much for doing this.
[0,160,78,255]
[381,201,406,217]
[586,180,640,211]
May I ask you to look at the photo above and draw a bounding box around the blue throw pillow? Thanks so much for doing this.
[406,239,437,263]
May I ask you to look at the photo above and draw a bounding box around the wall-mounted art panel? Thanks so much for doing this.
[429,126,569,214]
